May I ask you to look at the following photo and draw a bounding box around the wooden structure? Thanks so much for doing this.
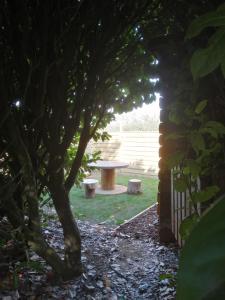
[88,160,128,194]
[158,88,179,243]
[158,96,199,244]
[101,168,115,190]
[87,131,159,177]
[127,179,142,194]
[171,171,201,246]
[83,179,98,198]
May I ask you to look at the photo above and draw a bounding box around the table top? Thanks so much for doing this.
[88,160,129,169]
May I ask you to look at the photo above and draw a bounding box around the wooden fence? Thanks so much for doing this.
[171,170,201,246]
[87,131,159,177]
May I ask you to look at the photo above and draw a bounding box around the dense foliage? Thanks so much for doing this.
[168,2,225,240]
[167,4,225,298]
[177,193,225,299]
[0,1,157,280]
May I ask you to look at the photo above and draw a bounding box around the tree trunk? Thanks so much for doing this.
[127,179,142,194]
[1,186,69,279]
[49,171,83,279]
[83,179,98,198]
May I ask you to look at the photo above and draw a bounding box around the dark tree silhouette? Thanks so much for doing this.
[0,1,157,279]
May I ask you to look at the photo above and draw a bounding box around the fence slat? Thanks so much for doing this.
[171,170,201,246]
[87,131,159,176]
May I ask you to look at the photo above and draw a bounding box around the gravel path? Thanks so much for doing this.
[1,205,178,300]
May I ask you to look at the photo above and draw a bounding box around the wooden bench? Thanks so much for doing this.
[83,179,98,198]
[127,179,142,194]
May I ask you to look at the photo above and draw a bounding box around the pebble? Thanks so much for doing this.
[96,280,104,288]
[160,279,170,285]
[157,246,165,251]
[68,289,77,298]
[85,284,95,292]
[110,293,118,300]
[138,283,149,293]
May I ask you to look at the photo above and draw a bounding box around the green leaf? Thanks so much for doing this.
[183,166,190,175]
[13,271,19,289]
[185,159,201,178]
[204,121,225,136]
[177,194,225,300]
[179,213,199,240]
[194,100,208,114]
[200,127,218,138]
[167,152,184,168]
[217,3,225,13]
[169,111,182,125]
[190,27,225,79]
[221,60,225,78]
[192,185,220,203]
[191,47,220,80]
[189,132,205,153]
[174,178,188,192]
[186,10,225,39]
[159,273,175,280]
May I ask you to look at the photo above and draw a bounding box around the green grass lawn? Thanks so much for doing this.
[70,174,158,225]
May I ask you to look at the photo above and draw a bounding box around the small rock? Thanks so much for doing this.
[157,246,165,251]
[160,279,170,285]
[116,277,126,284]
[30,254,39,260]
[111,263,120,268]
[138,283,149,294]
[110,293,118,300]
[126,258,132,264]
[88,270,96,277]
[85,284,95,292]
[87,264,95,270]
[110,247,118,253]
[81,256,87,262]
[68,289,77,298]
[96,280,104,288]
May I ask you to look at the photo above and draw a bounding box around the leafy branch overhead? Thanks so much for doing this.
[0,1,157,280]
[187,3,225,79]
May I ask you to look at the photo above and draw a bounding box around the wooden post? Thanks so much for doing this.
[158,97,175,243]
[83,179,98,198]
[101,169,115,190]
[127,179,142,194]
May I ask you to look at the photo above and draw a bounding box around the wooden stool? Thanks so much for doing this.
[83,179,98,198]
[127,179,142,194]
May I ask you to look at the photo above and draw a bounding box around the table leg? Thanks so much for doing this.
[101,169,115,190]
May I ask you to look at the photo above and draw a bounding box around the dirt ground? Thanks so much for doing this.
[0,204,178,300]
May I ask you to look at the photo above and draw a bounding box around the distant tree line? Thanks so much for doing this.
[107,113,159,132]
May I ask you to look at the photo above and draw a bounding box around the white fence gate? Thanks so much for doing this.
[171,170,201,246]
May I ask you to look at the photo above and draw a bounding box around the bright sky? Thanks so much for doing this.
[114,93,160,122]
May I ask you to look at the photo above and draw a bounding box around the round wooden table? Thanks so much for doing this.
[88,160,129,194]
